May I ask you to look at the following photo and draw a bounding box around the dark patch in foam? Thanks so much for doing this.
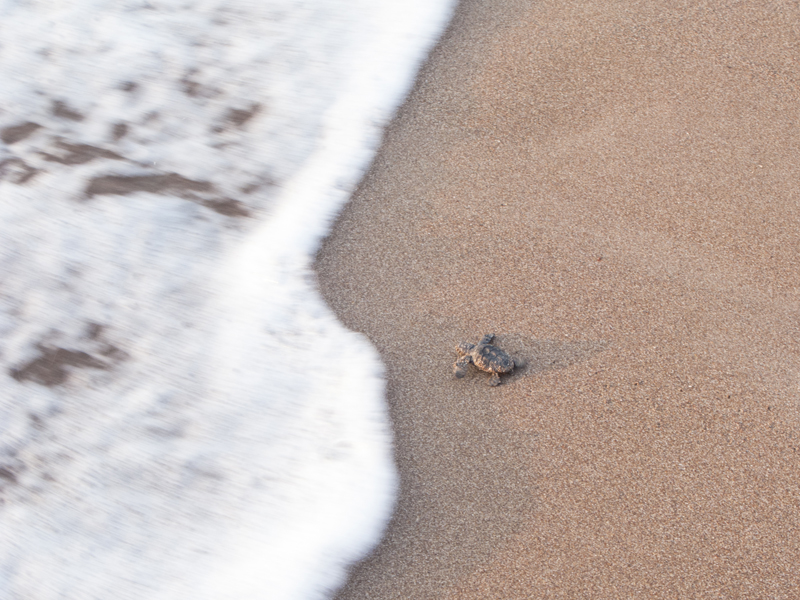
[240,174,278,195]
[10,346,109,387]
[180,69,219,99]
[119,81,138,92]
[9,324,129,387]
[181,76,202,98]
[51,100,85,121]
[200,198,252,217]
[227,105,261,127]
[213,104,262,132]
[112,122,129,140]
[0,158,39,184]
[86,323,130,362]
[0,466,18,485]
[85,173,251,217]
[0,453,24,501]
[85,322,104,340]
[41,140,123,165]
[1,122,41,144]
[86,173,214,196]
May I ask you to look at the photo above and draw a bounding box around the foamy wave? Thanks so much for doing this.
[0,0,454,598]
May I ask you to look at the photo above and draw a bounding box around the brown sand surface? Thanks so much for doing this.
[316,0,800,597]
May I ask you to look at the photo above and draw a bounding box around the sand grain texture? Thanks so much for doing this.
[317,0,800,597]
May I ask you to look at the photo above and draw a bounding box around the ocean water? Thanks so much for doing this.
[0,1,454,598]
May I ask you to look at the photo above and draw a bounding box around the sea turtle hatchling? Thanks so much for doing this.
[453,333,520,386]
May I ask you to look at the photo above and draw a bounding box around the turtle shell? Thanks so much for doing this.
[474,344,514,373]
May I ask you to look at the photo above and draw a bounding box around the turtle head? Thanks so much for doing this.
[453,354,472,378]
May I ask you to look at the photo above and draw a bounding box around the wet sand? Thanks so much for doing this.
[316,0,800,597]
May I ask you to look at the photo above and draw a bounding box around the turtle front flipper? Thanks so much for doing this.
[479,333,495,346]
[488,372,501,386]
[454,355,472,378]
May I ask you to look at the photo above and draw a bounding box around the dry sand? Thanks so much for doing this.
[316,0,800,597]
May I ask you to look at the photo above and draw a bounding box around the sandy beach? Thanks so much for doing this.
[316,0,800,597]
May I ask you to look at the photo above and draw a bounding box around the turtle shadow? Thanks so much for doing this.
[503,335,608,380]
[449,333,609,385]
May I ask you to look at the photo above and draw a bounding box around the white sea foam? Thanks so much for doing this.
[0,1,454,598]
